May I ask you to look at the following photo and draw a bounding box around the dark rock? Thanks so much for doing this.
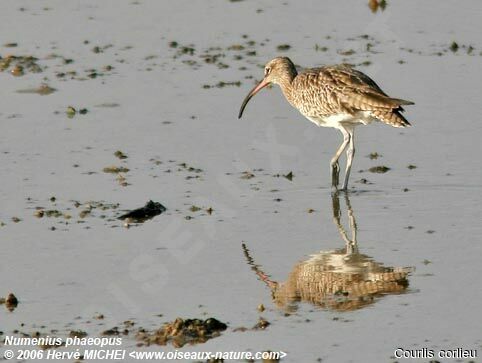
[118,201,166,222]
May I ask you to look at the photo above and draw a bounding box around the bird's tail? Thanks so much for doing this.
[390,98,414,106]
[371,109,411,128]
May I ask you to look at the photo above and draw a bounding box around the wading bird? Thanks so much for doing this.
[238,57,413,190]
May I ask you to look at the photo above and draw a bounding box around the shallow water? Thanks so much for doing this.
[1,0,481,362]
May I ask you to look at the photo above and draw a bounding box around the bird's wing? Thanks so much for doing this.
[310,65,414,112]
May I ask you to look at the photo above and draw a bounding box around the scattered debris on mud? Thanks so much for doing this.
[450,41,459,52]
[273,171,294,181]
[368,166,390,173]
[356,178,372,185]
[276,44,291,51]
[103,165,130,174]
[240,171,255,180]
[118,200,167,223]
[31,198,121,229]
[16,84,56,96]
[66,106,88,118]
[0,54,43,75]
[233,315,272,333]
[0,292,19,311]
[253,317,270,330]
[202,80,241,89]
[69,330,88,339]
[283,171,294,181]
[114,150,128,160]
[136,317,227,348]
[368,0,387,13]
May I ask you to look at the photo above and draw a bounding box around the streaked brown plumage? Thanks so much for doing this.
[238,57,414,190]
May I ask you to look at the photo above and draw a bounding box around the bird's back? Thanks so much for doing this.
[288,64,413,128]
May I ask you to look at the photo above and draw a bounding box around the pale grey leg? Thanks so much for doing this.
[341,128,355,191]
[330,128,350,189]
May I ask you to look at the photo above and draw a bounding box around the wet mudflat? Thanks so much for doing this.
[1,1,481,362]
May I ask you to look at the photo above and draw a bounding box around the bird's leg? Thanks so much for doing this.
[331,161,340,188]
[330,129,350,189]
[341,129,355,191]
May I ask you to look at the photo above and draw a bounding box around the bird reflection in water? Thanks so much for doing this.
[242,192,413,312]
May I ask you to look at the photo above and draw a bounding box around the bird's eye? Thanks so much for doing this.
[265,67,271,75]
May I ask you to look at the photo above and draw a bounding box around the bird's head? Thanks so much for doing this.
[238,57,296,119]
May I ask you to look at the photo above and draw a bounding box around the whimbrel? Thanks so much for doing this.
[238,57,414,190]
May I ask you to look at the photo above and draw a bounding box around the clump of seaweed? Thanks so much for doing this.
[136,318,227,348]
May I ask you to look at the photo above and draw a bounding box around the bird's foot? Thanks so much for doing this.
[331,162,340,188]
[341,174,350,191]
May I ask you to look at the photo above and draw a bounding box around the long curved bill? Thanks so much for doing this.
[238,78,270,119]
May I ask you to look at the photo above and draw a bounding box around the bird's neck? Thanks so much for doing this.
[278,68,297,106]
